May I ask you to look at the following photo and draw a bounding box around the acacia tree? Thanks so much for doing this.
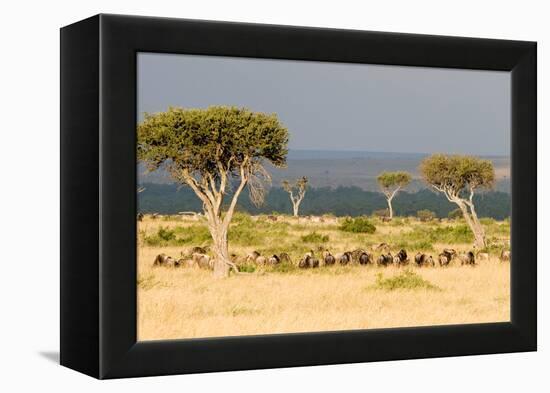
[376,171,411,219]
[138,106,288,277]
[282,176,308,217]
[419,154,495,248]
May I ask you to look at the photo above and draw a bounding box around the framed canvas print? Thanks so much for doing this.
[60,14,536,379]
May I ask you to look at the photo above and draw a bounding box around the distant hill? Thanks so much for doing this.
[138,149,511,193]
[138,183,511,220]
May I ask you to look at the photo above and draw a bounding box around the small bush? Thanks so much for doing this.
[301,231,329,243]
[372,270,440,291]
[448,208,463,220]
[144,226,188,246]
[339,217,376,234]
[236,264,256,273]
[417,209,437,222]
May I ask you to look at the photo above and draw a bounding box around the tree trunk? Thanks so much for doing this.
[387,197,394,219]
[457,202,486,249]
[468,204,486,249]
[292,201,299,217]
[210,224,232,278]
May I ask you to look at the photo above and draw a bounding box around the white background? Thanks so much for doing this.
[0,0,546,391]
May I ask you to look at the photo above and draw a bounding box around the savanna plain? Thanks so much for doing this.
[137,213,510,340]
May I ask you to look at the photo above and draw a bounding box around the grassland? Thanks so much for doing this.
[137,213,510,341]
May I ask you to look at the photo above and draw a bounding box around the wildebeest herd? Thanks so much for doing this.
[152,244,511,270]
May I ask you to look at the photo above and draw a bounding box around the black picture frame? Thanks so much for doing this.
[60,14,536,379]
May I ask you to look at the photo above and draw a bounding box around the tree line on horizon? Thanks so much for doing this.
[138,183,510,220]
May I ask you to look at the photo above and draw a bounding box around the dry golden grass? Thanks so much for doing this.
[137,215,510,341]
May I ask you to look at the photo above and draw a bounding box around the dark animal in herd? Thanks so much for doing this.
[299,251,319,269]
[377,253,393,266]
[415,253,435,267]
[438,248,457,267]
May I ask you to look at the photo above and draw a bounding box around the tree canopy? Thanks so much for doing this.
[138,106,288,180]
[377,171,412,189]
[419,154,495,197]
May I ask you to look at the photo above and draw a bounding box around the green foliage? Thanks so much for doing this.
[235,263,256,273]
[372,270,440,291]
[173,225,212,244]
[282,176,308,193]
[138,106,289,177]
[339,217,376,234]
[144,226,187,246]
[401,224,473,244]
[417,209,437,222]
[419,154,495,193]
[377,171,412,189]
[300,232,329,243]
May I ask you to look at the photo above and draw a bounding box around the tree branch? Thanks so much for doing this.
[222,158,250,228]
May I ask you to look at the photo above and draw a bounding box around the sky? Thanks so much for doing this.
[137,53,510,156]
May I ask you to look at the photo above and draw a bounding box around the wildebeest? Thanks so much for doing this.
[310,256,320,268]
[137,213,144,222]
[299,251,319,269]
[394,249,409,266]
[350,249,372,265]
[336,251,352,265]
[500,250,511,261]
[415,253,434,267]
[268,254,280,265]
[377,253,393,266]
[255,256,267,265]
[458,251,475,266]
[154,254,180,268]
[153,253,168,266]
[246,251,261,263]
[192,252,212,269]
[322,250,336,266]
[358,251,373,265]
[190,246,209,254]
[438,248,457,267]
